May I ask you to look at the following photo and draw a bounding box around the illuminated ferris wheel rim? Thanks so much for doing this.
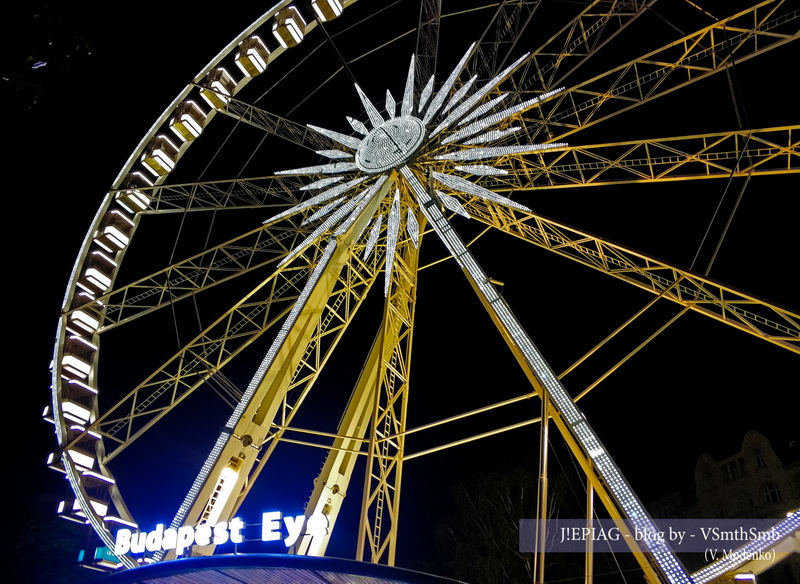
[46,0,799,578]
[48,0,365,568]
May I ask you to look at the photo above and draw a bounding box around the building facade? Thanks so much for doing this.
[650,431,800,583]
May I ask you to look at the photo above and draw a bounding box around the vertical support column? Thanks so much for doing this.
[534,396,549,584]
[294,330,383,557]
[357,210,422,564]
[166,181,389,558]
[586,480,594,584]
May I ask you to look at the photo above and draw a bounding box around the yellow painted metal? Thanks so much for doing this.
[525,1,797,143]
[129,175,306,213]
[463,198,800,353]
[293,330,382,557]
[179,176,393,551]
[229,248,385,519]
[522,0,651,93]
[442,215,664,583]
[68,265,302,462]
[52,2,798,574]
[480,127,799,191]
[357,204,423,565]
[77,223,302,332]
[67,186,389,465]
[88,127,797,333]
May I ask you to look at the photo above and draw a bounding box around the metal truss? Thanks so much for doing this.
[467,1,542,80]
[293,330,379,557]
[527,1,799,142]
[472,127,799,191]
[122,176,306,213]
[357,210,421,565]
[461,197,800,354]
[231,243,387,524]
[81,222,303,332]
[49,2,798,578]
[67,255,319,463]
[402,165,679,583]
[218,95,336,151]
[520,0,653,94]
[170,182,392,548]
[415,0,441,90]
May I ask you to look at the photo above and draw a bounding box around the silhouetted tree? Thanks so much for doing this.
[431,466,639,584]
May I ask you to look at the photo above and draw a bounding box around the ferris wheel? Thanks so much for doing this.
[46,1,799,582]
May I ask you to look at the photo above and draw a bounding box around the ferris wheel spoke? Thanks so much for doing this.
[48,1,798,575]
[84,221,306,332]
[466,0,542,81]
[121,175,306,213]
[404,165,682,582]
[414,0,442,90]
[519,0,655,96]
[470,127,800,190]
[462,198,800,353]
[527,2,799,143]
[67,253,326,464]
[217,95,338,152]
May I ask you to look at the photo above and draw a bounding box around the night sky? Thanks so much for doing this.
[7,0,798,574]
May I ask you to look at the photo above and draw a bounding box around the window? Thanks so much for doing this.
[763,481,782,504]
[713,502,727,518]
[754,448,766,469]
[722,457,746,482]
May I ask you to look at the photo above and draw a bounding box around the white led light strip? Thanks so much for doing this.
[401,165,691,584]
[163,240,340,557]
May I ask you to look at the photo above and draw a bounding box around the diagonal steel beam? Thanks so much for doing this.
[526,1,798,142]
[470,126,799,191]
[112,175,305,213]
[218,94,337,151]
[461,197,799,353]
[415,0,442,91]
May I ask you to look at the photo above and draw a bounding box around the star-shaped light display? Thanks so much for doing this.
[265,44,566,293]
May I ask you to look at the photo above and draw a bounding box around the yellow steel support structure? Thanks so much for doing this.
[67,262,307,463]
[79,125,795,334]
[292,331,381,557]
[525,1,798,142]
[357,203,422,565]
[293,198,420,560]
[400,165,671,583]
[83,224,302,331]
[67,188,386,467]
[463,197,800,353]
[132,175,305,213]
[162,177,394,555]
[520,0,652,92]
[74,125,795,333]
[50,3,798,576]
[481,127,799,191]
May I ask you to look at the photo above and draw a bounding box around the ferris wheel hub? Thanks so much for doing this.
[355,116,426,174]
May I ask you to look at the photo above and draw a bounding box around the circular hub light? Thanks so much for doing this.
[355,116,426,173]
